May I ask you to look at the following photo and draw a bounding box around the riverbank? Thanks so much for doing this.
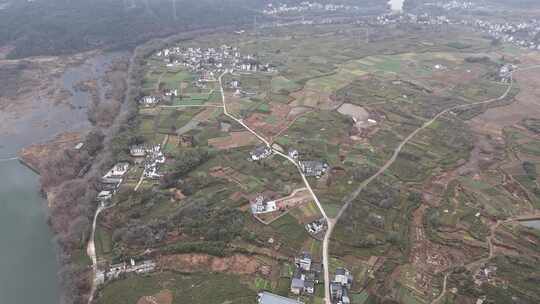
[18,132,83,175]
[0,48,129,304]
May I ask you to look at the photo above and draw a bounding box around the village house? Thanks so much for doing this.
[330,267,353,304]
[129,144,166,180]
[250,195,278,214]
[330,283,350,304]
[299,160,328,178]
[100,176,122,192]
[96,190,113,203]
[288,149,299,160]
[103,162,130,179]
[257,292,303,304]
[499,64,514,83]
[139,96,160,107]
[295,252,312,271]
[199,70,216,82]
[305,218,326,235]
[291,269,316,295]
[105,258,156,281]
[334,268,353,289]
[250,145,273,161]
[164,89,178,97]
[229,79,241,89]
[474,264,498,286]
[290,252,322,296]
[153,43,273,80]
[130,145,162,159]
[97,162,130,203]
[130,145,147,157]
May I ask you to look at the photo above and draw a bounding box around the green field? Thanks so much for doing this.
[99,20,540,304]
[96,272,256,304]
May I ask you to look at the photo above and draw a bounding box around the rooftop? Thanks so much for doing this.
[258,292,304,304]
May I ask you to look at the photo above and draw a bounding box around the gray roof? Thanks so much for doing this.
[335,267,346,276]
[291,278,305,289]
[258,292,304,304]
[330,282,343,293]
[311,263,323,273]
[252,145,270,155]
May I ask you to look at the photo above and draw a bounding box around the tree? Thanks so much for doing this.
[85,130,105,156]
[523,161,537,180]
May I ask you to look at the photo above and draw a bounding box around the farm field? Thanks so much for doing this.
[95,18,540,304]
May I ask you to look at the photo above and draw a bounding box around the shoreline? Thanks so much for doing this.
[17,157,41,175]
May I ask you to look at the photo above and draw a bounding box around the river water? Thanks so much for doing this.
[0,159,60,303]
[0,51,123,304]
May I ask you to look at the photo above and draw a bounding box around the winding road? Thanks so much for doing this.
[220,68,517,303]
[85,59,530,304]
[86,203,111,304]
[322,70,518,303]
[218,71,333,302]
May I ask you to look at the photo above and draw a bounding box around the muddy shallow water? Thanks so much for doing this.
[0,51,124,304]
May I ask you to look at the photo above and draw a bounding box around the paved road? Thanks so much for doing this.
[218,71,334,303]
[159,104,224,108]
[86,47,142,304]
[86,204,106,304]
[218,72,272,147]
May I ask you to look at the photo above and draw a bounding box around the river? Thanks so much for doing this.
[0,51,123,303]
[0,158,60,303]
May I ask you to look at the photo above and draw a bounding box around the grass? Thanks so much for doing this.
[96,272,256,304]
[118,23,527,303]
[519,141,540,156]
[270,213,311,250]
[446,41,472,49]
[289,201,320,223]
[72,248,92,267]
[351,291,370,304]
[254,277,272,290]
[271,76,301,93]
[95,225,113,256]
[161,70,194,89]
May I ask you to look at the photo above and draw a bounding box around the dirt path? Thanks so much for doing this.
[431,274,449,304]
[321,67,523,303]
[134,172,145,192]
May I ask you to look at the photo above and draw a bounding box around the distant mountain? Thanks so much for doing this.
[0,0,388,58]
[0,0,267,58]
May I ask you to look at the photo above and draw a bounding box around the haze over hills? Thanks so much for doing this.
[0,0,384,58]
